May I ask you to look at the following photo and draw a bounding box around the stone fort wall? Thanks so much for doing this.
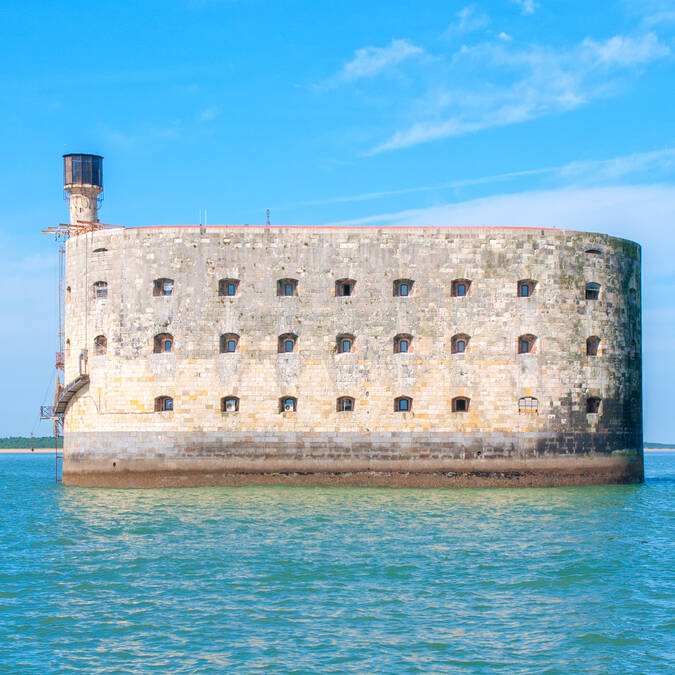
[61,225,643,487]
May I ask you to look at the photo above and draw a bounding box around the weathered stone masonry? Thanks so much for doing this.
[62,225,643,487]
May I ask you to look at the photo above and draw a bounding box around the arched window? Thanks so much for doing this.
[219,278,239,297]
[394,333,412,354]
[221,396,240,412]
[154,333,173,354]
[65,286,71,304]
[451,334,470,354]
[278,333,297,353]
[93,281,108,298]
[220,333,239,353]
[65,339,71,358]
[394,396,412,412]
[518,279,536,297]
[277,278,298,297]
[280,396,297,413]
[586,336,600,356]
[585,282,601,300]
[153,278,174,296]
[518,396,538,413]
[93,247,108,253]
[94,335,107,355]
[154,396,173,412]
[394,279,414,297]
[336,334,354,354]
[585,248,602,255]
[336,279,356,297]
[518,334,537,354]
[337,396,354,412]
[452,279,471,297]
[587,397,602,414]
[452,396,470,412]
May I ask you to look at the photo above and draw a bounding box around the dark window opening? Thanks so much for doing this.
[220,333,240,353]
[154,333,174,354]
[518,396,538,413]
[93,281,108,298]
[395,396,412,412]
[587,397,601,414]
[586,336,600,356]
[277,278,298,297]
[93,247,107,253]
[452,396,470,412]
[518,334,537,354]
[585,282,600,300]
[278,333,297,353]
[218,278,239,296]
[94,335,107,356]
[585,248,602,255]
[336,279,356,297]
[337,396,354,412]
[518,279,536,297]
[452,279,471,297]
[155,396,174,412]
[280,397,297,413]
[337,334,354,354]
[153,278,174,296]
[394,279,414,297]
[221,396,240,412]
[451,334,470,354]
[394,334,412,354]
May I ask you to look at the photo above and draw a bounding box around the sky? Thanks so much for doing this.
[0,0,673,440]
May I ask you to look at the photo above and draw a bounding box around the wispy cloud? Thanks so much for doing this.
[512,0,539,15]
[444,5,491,36]
[323,39,424,86]
[200,106,221,121]
[288,147,675,208]
[368,32,670,153]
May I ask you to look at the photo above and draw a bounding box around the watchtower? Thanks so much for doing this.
[63,154,103,225]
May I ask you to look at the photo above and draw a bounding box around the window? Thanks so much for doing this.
[394,396,412,412]
[155,396,173,412]
[452,279,471,297]
[585,248,602,255]
[280,396,297,413]
[394,334,412,354]
[518,396,538,413]
[585,282,600,300]
[278,333,297,353]
[154,333,173,354]
[93,281,108,298]
[336,279,356,297]
[221,396,240,412]
[394,279,414,297]
[277,278,298,297]
[218,278,239,296]
[587,397,601,414]
[153,278,174,296]
[518,334,537,354]
[586,336,600,356]
[336,334,354,354]
[220,333,239,353]
[518,279,536,297]
[451,334,470,354]
[93,247,108,253]
[66,286,71,304]
[337,396,354,412]
[94,335,107,355]
[452,396,470,412]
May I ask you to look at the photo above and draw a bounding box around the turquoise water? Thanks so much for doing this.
[0,455,673,674]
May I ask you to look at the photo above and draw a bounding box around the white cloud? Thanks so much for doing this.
[582,32,670,65]
[200,106,221,121]
[444,5,491,35]
[513,0,539,15]
[368,32,670,153]
[327,39,424,85]
[498,32,512,41]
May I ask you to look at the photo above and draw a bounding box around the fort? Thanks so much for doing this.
[53,155,643,487]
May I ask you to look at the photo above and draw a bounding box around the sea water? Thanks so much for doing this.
[0,453,673,674]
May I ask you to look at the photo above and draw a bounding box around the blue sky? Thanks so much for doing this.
[0,0,673,440]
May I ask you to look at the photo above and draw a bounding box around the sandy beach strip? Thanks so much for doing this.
[0,448,57,454]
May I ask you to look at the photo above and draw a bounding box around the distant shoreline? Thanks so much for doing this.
[1,448,674,455]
